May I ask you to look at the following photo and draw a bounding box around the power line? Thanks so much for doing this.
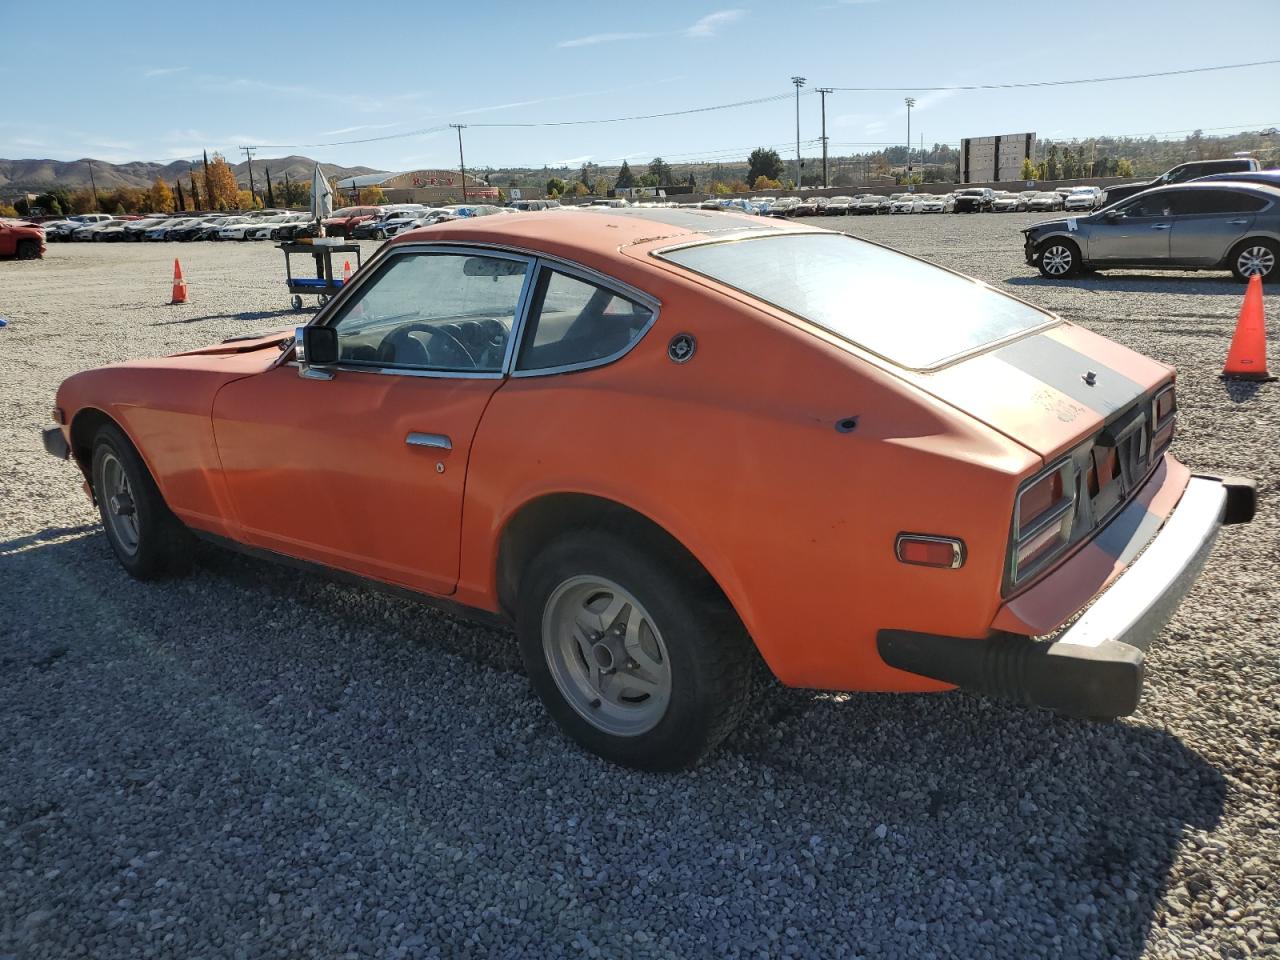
[827,57,1280,92]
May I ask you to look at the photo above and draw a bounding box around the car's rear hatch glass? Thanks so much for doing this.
[656,232,1053,369]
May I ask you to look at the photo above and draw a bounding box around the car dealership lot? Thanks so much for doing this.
[3,220,1277,958]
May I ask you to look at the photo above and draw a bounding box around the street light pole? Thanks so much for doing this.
[791,76,806,190]
[904,97,916,184]
[816,88,832,189]
[451,124,468,203]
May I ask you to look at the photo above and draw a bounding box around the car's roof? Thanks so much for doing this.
[391,206,815,263]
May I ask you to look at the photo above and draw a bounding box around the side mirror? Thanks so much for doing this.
[1104,209,1120,220]
[295,325,338,365]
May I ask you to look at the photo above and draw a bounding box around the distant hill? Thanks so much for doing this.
[0,155,384,195]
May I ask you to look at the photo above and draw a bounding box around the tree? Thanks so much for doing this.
[1116,158,1135,177]
[1020,157,1037,180]
[14,197,30,216]
[546,177,567,198]
[264,168,276,209]
[647,157,672,186]
[205,152,239,209]
[359,186,387,204]
[189,175,202,210]
[175,180,186,211]
[571,182,589,197]
[747,147,785,185]
[148,176,175,213]
[592,177,610,196]
[615,160,635,189]
[685,172,697,190]
[69,188,96,214]
[753,175,782,190]
[578,163,592,187]
[1045,144,1060,181]
[635,173,658,188]
[0,202,17,217]
[33,193,62,215]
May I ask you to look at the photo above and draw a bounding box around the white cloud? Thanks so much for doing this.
[558,31,653,48]
[320,121,405,136]
[684,9,746,37]
[143,66,187,78]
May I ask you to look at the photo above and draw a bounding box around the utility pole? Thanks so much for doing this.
[791,76,806,190]
[451,124,468,202]
[817,87,832,189]
[86,159,100,211]
[904,97,916,184]
[240,147,256,204]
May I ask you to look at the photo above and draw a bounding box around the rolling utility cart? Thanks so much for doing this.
[281,240,362,311]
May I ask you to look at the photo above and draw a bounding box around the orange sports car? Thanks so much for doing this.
[42,209,1255,769]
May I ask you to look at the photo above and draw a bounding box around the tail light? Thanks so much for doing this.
[1011,458,1077,584]
[896,534,966,568]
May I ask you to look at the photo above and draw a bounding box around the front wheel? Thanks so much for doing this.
[16,239,40,260]
[91,423,193,580]
[517,530,752,770]
[1036,239,1082,278]
[1229,239,1277,283]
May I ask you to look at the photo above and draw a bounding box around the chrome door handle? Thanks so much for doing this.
[406,432,452,450]
[1226,218,1249,225]
[1150,224,1171,230]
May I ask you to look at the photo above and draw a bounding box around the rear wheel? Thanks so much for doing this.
[1229,239,1277,283]
[16,239,39,260]
[517,529,752,770]
[1036,239,1082,278]
[91,423,193,580]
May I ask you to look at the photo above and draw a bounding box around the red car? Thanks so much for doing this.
[1,219,45,259]
[323,206,384,239]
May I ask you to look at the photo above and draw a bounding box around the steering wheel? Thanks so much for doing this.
[378,323,477,368]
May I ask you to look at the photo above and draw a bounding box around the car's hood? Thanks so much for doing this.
[896,323,1171,462]
[1022,218,1078,235]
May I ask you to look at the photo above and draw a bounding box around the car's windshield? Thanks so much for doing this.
[658,233,1052,369]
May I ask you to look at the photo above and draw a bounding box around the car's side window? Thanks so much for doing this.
[1170,190,1268,216]
[1120,194,1173,218]
[328,251,529,373]
[515,267,655,373]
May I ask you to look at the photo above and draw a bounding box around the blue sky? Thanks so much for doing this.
[4,0,1278,172]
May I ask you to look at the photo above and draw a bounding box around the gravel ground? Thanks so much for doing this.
[2,220,1277,960]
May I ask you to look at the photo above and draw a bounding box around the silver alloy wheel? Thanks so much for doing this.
[1237,245,1275,278]
[99,451,140,556]
[542,575,672,737]
[1042,244,1074,276]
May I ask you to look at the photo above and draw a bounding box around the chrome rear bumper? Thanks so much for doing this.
[878,475,1255,719]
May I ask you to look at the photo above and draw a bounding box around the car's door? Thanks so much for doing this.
[1167,188,1268,266]
[211,245,534,596]
[1085,192,1175,263]
[0,224,13,256]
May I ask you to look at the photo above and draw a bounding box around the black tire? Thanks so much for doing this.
[516,529,752,771]
[16,239,40,260]
[90,423,193,580]
[1035,238,1083,278]
[1228,238,1278,284]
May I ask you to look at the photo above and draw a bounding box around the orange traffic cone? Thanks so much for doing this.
[170,258,188,304]
[342,260,352,284]
[1222,274,1274,381]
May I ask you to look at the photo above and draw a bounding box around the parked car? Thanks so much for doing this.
[992,192,1023,213]
[953,188,995,213]
[144,218,194,241]
[122,217,169,240]
[1027,192,1065,212]
[1063,187,1103,212]
[0,218,45,259]
[168,217,227,241]
[71,219,131,241]
[1023,181,1280,282]
[767,198,799,217]
[854,195,888,214]
[48,213,113,241]
[793,197,820,216]
[918,194,955,214]
[41,207,1256,769]
[890,195,919,214]
[1102,157,1261,207]
[244,214,308,240]
[323,206,384,239]
[212,217,259,240]
[825,196,854,215]
[95,221,137,242]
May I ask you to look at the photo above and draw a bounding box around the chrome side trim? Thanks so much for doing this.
[406,432,452,450]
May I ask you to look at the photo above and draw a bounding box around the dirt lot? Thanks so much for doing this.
[2,217,1277,959]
